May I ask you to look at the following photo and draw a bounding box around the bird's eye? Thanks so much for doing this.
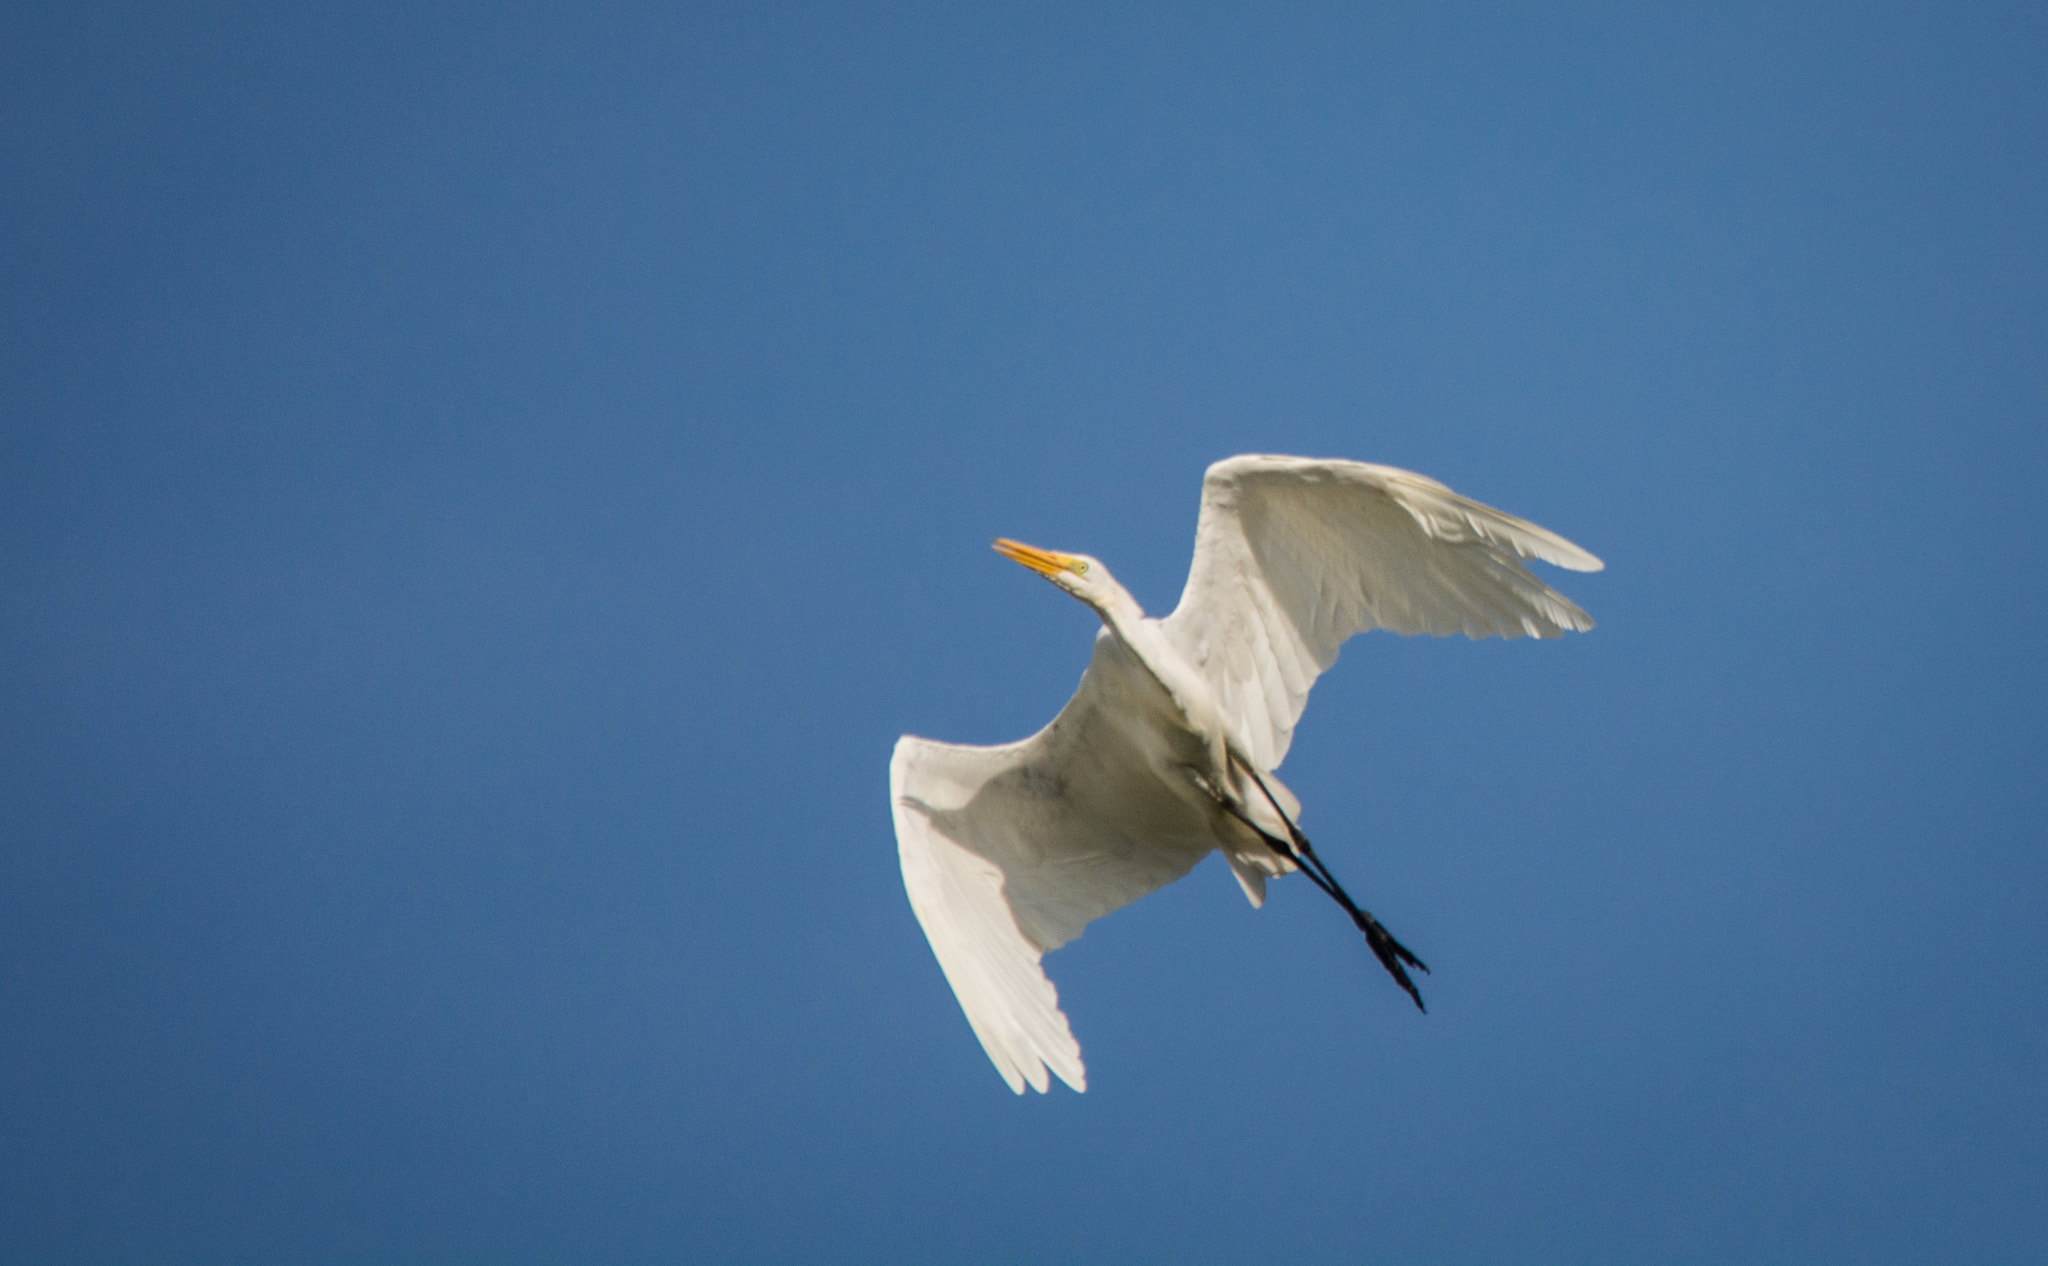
[1069,560,1089,575]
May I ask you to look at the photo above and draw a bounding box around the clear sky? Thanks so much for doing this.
[3,3,2044,1262]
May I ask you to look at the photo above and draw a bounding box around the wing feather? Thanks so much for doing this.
[1162,455,1602,770]
[892,635,1217,1093]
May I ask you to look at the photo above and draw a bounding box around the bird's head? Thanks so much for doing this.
[991,538,1125,616]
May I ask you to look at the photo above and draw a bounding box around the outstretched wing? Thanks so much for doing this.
[892,634,1217,1094]
[1161,455,1603,771]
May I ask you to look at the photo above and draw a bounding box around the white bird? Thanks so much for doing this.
[891,455,1602,1093]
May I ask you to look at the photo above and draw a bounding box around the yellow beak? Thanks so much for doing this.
[992,538,1084,579]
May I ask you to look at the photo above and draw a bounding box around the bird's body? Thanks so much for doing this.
[892,455,1601,1093]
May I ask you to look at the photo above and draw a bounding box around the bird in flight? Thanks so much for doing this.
[891,455,1602,1093]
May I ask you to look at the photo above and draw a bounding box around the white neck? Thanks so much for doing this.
[1080,580,1148,640]
[1073,571,1233,779]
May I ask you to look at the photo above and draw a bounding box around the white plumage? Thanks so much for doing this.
[892,455,1602,1093]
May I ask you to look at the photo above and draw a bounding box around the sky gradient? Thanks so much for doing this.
[4,3,2046,1262]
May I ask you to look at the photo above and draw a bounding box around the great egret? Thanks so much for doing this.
[891,455,1602,1093]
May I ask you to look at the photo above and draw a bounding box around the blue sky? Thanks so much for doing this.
[3,3,2044,1262]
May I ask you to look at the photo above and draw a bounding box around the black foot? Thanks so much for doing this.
[1351,907,1428,1013]
[1225,760,1432,1013]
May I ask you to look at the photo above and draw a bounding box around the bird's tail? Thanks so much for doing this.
[1222,766,1300,907]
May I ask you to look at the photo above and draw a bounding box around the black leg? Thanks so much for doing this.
[1224,761,1430,1013]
